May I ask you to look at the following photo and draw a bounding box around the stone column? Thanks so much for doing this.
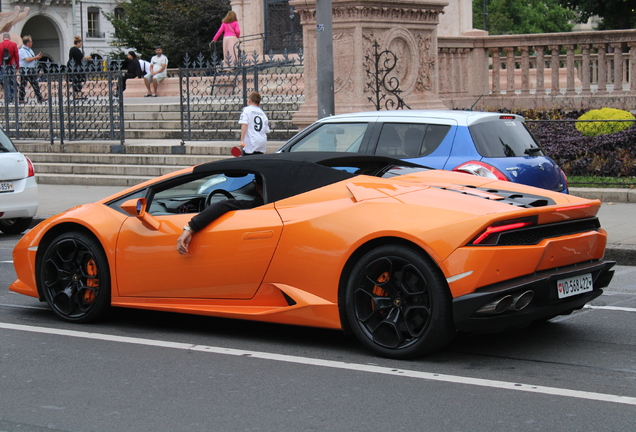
[628,42,636,95]
[290,0,449,128]
[564,44,575,95]
[504,47,515,93]
[519,46,529,94]
[491,48,501,94]
[231,0,265,55]
[612,42,623,91]
[535,46,545,94]
[596,43,607,94]
[580,44,591,94]
[549,45,560,95]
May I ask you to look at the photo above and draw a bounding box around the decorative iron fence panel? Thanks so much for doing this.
[264,0,302,54]
[180,52,304,141]
[0,62,124,144]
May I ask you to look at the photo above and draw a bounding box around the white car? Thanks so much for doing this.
[0,132,38,234]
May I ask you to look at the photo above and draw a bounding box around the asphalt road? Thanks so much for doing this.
[1,233,635,432]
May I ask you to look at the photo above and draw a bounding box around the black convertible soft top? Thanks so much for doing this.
[192,152,424,203]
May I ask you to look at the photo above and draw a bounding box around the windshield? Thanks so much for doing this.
[469,119,544,158]
[0,128,17,153]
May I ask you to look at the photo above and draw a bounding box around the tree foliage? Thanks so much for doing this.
[558,0,636,30]
[473,0,576,35]
[106,0,230,66]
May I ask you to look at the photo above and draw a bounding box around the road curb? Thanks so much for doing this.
[569,187,636,203]
[604,244,636,267]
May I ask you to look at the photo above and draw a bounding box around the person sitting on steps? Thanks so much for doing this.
[143,46,168,97]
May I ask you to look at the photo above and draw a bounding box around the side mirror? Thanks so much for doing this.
[120,198,160,230]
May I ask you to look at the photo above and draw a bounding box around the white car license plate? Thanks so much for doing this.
[557,273,593,299]
[0,181,14,193]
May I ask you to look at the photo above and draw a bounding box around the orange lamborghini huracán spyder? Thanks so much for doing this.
[11,153,615,359]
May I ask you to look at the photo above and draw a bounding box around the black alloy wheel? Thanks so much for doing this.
[39,232,111,323]
[345,245,454,359]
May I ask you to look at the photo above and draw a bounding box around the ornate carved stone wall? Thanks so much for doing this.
[290,0,448,128]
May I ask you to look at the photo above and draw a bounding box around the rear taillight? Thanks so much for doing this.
[470,216,538,245]
[452,161,509,181]
[560,168,568,190]
[26,157,35,177]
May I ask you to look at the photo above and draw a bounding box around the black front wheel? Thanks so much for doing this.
[344,245,454,359]
[0,217,33,234]
[39,232,111,323]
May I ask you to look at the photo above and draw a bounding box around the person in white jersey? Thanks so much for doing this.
[238,91,270,155]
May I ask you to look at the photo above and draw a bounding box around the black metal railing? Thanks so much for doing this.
[180,50,304,141]
[364,40,410,111]
[0,61,125,144]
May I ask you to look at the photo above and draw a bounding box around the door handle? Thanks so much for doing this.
[242,230,274,240]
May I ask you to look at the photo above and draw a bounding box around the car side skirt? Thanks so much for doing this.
[111,282,343,329]
[452,260,615,332]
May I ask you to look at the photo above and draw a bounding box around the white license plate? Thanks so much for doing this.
[557,273,593,299]
[0,181,14,193]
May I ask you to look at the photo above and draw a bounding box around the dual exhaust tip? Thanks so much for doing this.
[476,290,534,315]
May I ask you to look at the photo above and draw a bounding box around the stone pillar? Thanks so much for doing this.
[231,0,265,55]
[596,43,607,94]
[535,46,545,94]
[612,42,623,91]
[290,0,449,128]
[580,44,591,94]
[628,42,636,95]
[549,45,560,94]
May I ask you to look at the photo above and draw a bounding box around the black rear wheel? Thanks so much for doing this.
[0,217,33,234]
[39,232,111,323]
[344,245,454,359]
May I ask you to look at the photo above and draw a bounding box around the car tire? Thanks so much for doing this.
[344,244,455,359]
[39,232,111,323]
[0,217,33,234]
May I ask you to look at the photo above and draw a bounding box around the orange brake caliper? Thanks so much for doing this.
[372,271,389,297]
[84,259,99,303]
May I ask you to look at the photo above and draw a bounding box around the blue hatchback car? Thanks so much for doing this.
[277,110,568,193]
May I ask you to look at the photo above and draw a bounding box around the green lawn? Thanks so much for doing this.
[568,176,636,188]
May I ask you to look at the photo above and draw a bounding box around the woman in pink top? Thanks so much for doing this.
[213,11,241,66]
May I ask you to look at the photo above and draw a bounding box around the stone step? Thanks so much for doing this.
[34,162,188,177]
[35,172,153,187]
[123,129,294,140]
[26,152,220,166]
[15,142,281,154]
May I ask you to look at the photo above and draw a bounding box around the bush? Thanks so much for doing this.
[526,111,636,177]
[474,108,636,178]
[575,108,635,137]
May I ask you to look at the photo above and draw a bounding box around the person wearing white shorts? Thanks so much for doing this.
[144,46,168,97]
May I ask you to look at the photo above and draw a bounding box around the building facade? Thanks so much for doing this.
[1,0,122,62]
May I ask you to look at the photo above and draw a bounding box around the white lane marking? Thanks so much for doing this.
[1,322,635,406]
[584,305,636,313]
[0,260,13,263]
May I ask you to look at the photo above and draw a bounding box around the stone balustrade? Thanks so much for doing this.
[438,29,636,111]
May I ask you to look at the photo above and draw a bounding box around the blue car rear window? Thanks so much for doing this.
[469,119,544,158]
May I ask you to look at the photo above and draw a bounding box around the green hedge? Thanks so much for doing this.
[575,108,635,137]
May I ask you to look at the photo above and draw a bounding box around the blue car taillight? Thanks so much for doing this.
[452,160,509,181]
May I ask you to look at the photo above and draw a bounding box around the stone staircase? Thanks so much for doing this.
[18,141,282,187]
[122,99,301,141]
[11,93,301,186]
